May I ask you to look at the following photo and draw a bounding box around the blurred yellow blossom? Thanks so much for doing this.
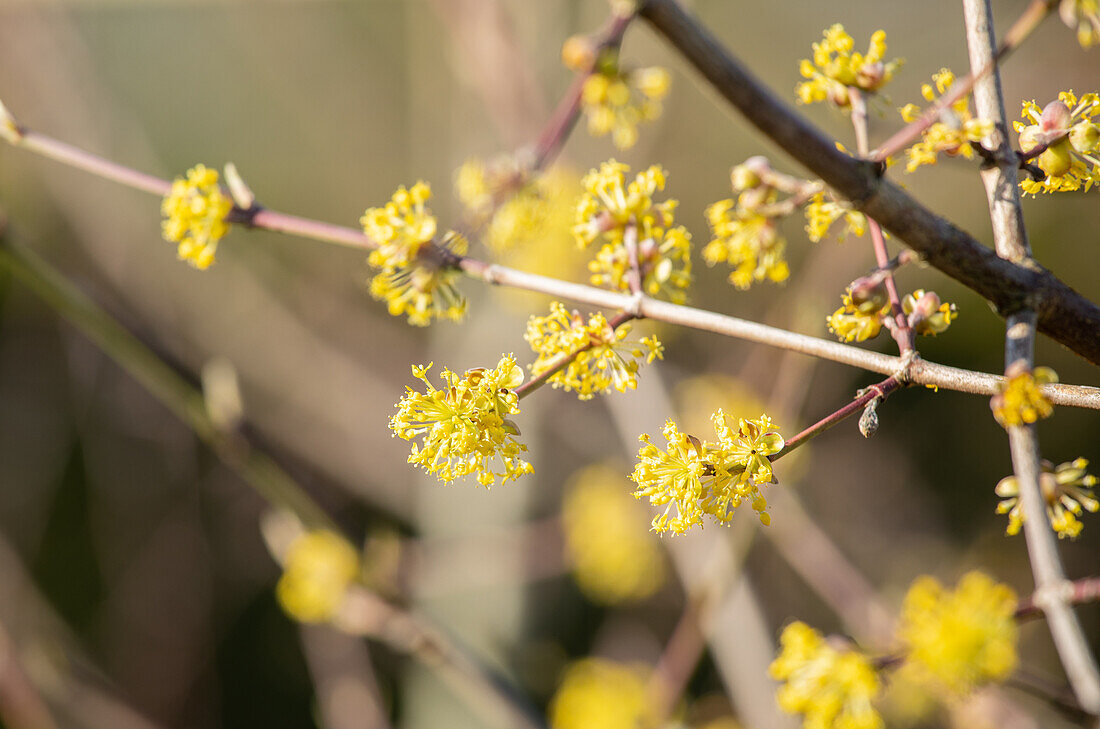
[575,160,692,302]
[796,25,901,107]
[826,285,889,343]
[362,182,467,325]
[161,164,233,270]
[902,289,956,336]
[704,198,789,289]
[1015,91,1100,194]
[574,46,671,150]
[804,191,867,243]
[990,364,1057,428]
[276,530,360,623]
[1060,0,1100,47]
[898,69,994,172]
[549,658,657,729]
[631,412,783,534]
[898,572,1018,693]
[390,354,532,486]
[769,621,883,729]
[562,464,665,604]
[526,302,663,399]
[996,457,1099,539]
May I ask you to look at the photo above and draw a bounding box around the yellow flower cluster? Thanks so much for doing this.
[1015,91,1100,194]
[803,191,867,243]
[902,289,956,336]
[161,164,233,269]
[631,412,784,534]
[525,302,663,400]
[276,530,360,623]
[996,457,1099,539]
[573,48,671,150]
[704,198,790,289]
[361,182,467,326]
[390,354,533,486]
[796,25,901,107]
[549,658,657,729]
[826,287,889,343]
[574,161,692,302]
[562,464,665,604]
[898,572,1018,694]
[898,69,994,172]
[990,365,1057,428]
[769,622,883,729]
[1059,0,1100,48]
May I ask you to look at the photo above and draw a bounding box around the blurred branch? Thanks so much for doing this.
[0,621,59,729]
[2,114,1099,406]
[961,0,1100,714]
[300,625,392,729]
[637,0,1100,364]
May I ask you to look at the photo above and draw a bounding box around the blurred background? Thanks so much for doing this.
[0,0,1097,728]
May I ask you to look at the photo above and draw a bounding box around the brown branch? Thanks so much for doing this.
[962,0,1100,713]
[638,0,1100,365]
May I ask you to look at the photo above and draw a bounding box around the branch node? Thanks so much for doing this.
[1033,579,1077,612]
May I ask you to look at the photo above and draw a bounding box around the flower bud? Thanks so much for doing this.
[1040,100,1072,133]
[1038,138,1074,178]
[1070,120,1099,154]
[561,35,595,71]
[634,67,671,100]
[731,156,772,191]
[857,61,886,91]
[848,275,889,314]
[1017,124,1043,154]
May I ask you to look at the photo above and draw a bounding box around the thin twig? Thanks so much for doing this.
[962,0,1100,714]
[638,0,1100,363]
[777,376,902,457]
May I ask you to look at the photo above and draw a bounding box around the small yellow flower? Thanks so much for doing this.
[996,457,1099,539]
[901,289,957,336]
[704,198,790,289]
[769,621,883,729]
[796,25,901,107]
[898,69,994,172]
[390,354,532,486]
[549,658,657,729]
[804,191,867,243]
[562,464,665,604]
[1060,0,1100,48]
[990,364,1057,428]
[577,50,670,150]
[575,161,692,302]
[526,302,663,400]
[898,572,1018,694]
[161,164,233,269]
[1015,91,1100,194]
[362,183,467,326]
[276,530,360,623]
[826,287,889,343]
[631,412,783,534]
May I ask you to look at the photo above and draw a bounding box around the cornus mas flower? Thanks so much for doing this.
[276,530,360,624]
[631,411,783,534]
[574,161,693,302]
[1060,0,1100,48]
[389,354,532,486]
[769,622,883,729]
[561,464,665,604]
[362,183,467,325]
[548,658,657,729]
[898,572,1018,693]
[826,283,890,343]
[796,24,901,107]
[161,164,233,270]
[564,40,671,151]
[525,302,663,400]
[990,364,1057,428]
[902,289,957,336]
[996,457,1099,539]
[803,191,867,243]
[1015,91,1100,194]
[899,69,994,172]
[704,197,790,289]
